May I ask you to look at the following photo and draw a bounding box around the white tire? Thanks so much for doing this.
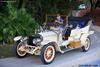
[40,44,56,64]
[82,37,91,52]
[14,41,27,58]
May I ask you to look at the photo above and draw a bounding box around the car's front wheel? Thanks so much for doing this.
[40,44,56,64]
[82,37,91,52]
[14,41,27,58]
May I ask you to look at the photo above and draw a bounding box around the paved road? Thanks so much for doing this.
[0,26,100,67]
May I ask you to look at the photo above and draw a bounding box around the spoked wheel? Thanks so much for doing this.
[82,37,91,52]
[40,44,56,64]
[14,41,27,58]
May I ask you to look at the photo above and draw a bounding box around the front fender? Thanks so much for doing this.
[41,40,55,46]
[14,36,22,42]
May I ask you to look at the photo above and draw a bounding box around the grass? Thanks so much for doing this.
[0,44,14,59]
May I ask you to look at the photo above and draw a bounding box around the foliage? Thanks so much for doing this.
[25,0,87,24]
[0,3,39,44]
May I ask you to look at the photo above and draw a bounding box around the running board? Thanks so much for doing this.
[59,45,83,53]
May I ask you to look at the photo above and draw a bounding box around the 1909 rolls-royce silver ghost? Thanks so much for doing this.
[13,17,94,64]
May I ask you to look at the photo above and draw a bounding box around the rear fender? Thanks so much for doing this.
[80,30,94,46]
[88,31,94,36]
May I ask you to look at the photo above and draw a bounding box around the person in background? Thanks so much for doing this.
[54,14,64,30]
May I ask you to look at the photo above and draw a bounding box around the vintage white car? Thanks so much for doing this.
[13,17,94,64]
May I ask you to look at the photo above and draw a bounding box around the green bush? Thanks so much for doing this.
[0,3,40,44]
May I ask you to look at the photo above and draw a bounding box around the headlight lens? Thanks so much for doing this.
[36,38,41,42]
[32,34,43,44]
[32,38,42,44]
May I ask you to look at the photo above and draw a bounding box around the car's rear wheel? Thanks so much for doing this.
[82,37,91,52]
[14,41,27,58]
[40,44,56,64]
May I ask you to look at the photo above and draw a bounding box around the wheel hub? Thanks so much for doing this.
[17,43,26,56]
[84,39,89,48]
[45,48,53,60]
